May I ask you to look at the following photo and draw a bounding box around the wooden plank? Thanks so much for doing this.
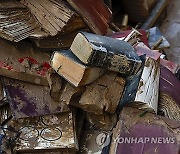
[31,30,81,49]
[70,32,142,75]
[49,73,62,101]
[60,82,85,105]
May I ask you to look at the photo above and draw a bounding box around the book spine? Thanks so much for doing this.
[89,42,141,75]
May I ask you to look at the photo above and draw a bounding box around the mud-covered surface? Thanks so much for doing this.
[79,130,111,154]
[79,72,125,114]
[110,107,180,154]
[3,77,69,118]
[11,112,77,152]
[0,38,52,85]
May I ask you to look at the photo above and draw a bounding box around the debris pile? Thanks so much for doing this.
[0,0,179,154]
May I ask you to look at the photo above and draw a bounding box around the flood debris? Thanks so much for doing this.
[0,0,42,42]
[109,107,180,154]
[0,0,179,154]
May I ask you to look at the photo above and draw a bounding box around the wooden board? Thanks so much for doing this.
[66,0,112,35]
[78,72,125,114]
[110,107,180,154]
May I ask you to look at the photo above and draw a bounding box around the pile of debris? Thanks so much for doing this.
[0,0,179,154]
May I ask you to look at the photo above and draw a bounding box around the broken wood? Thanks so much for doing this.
[109,29,149,47]
[70,32,142,75]
[133,57,160,113]
[66,0,112,35]
[51,50,105,87]
[110,107,180,154]
[78,72,125,114]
